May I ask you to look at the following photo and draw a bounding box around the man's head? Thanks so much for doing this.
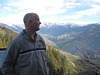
[23,13,41,32]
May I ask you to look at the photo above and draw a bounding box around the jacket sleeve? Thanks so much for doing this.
[1,40,19,75]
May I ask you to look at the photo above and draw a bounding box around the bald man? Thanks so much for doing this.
[2,13,49,75]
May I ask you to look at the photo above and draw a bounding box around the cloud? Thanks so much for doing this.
[76,4,100,16]
[79,0,100,6]
[0,13,23,24]
[64,2,80,8]
[4,7,12,11]
[0,0,100,24]
[62,3,100,20]
[5,0,81,24]
[93,0,100,3]
[7,0,79,16]
[0,3,1,6]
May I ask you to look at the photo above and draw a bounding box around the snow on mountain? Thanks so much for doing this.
[6,23,25,29]
[2,22,85,29]
[40,22,84,29]
[0,22,92,33]
[0,23,24,33]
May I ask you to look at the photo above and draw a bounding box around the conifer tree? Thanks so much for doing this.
[0,38,3,48]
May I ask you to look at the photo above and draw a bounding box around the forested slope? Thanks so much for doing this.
[46,46,85,75]
[0,24,17,48]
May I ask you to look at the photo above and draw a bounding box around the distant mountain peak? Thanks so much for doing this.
[40,22,84,29]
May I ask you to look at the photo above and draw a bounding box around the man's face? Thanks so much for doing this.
[30,14,41,32]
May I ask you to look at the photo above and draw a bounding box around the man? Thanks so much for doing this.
[2,13,49,75]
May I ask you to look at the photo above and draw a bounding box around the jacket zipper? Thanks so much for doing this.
[31,41,38,75]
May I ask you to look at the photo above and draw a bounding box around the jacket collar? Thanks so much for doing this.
[20,29,37,42]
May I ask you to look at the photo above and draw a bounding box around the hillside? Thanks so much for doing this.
[0,24,17,48]
[0,23,23,33]
[57,24,100,60]
[46,46,86,75]
[39,23,100,61]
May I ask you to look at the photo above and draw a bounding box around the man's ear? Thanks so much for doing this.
[28,20,32,25]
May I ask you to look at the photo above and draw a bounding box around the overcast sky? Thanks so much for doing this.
[0,0,100,25]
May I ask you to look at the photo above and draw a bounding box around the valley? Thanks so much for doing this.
[0,22,100,74]
[1,22,100,60]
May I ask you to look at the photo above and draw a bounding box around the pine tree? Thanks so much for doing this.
[0,38,3,48]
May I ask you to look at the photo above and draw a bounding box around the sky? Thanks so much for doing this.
[0,0,100,25]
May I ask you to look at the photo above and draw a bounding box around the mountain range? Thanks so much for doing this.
[0,24,87,74]
[39,23,100,61]
[0,22,100,61]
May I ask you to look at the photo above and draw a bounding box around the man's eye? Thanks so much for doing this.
[37,19,39,21]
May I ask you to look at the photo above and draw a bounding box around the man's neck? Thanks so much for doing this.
[25,29,36,40]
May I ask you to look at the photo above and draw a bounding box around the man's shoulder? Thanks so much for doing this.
[10,32,23,44]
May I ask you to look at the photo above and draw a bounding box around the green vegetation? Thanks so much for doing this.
[46,46,85,75]
[0,25,17,48]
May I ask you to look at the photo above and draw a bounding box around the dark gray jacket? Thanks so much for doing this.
[2,30,49,75]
